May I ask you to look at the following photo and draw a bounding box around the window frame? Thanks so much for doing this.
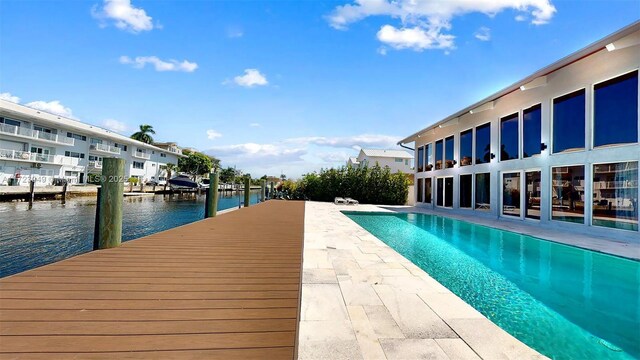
[474,122,492,165]
[444,135,455,169]
[459,173,473,209]
[522,103,543,158]
[435,176,454,208]
[550,87,587,155]
[499,112,520,162]
[435,139,444,170]
[524,168,542,221]
[459,127,474,167]
[474,172,491,211]
[424,142,433,171]
[549,164,586,225]
[501,170,523,218]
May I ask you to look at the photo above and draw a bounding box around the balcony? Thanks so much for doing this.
[0,123,75,146]
[88,160,103,169]
[90,143,122,155]
[133,151,151,160]
[0,148,79,166]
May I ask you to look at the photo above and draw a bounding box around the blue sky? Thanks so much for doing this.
[0,0,638,177]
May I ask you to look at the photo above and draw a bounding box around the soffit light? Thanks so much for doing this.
[438,118,459,129]
[520,76,547,91]
[469,102,494,114]
[606,32,640,52]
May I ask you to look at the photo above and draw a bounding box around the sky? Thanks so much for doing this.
[0,0,638,178]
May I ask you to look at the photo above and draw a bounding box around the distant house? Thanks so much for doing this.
[353,149,413,174]
[347,157,360,167]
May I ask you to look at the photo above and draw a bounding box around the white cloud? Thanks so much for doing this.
[377,47,388,55]
[119,55,198,72]
[317,151,351,163]
[286,133,400,149]
[474,26,491,41]
[206,129,223,139]
[207,143,307,166]
[25,100,73,118]
[102,119,128,133]
[233,69,268,88]
[327,0,556,51]
[92,0,154,33]
[249,123,261,127]
[515,14,527,21]
[0,92,20,103]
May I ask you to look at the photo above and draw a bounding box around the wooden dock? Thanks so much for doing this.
[0,201,305,359]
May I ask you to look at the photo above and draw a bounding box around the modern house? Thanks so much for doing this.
[399,21,639,240]
[0,99,185,186]
[352,148,413,173]
[347,157,360,167]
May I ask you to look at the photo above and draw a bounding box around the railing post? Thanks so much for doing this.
[97,158,125,249]
[244,176,250,207]
[261,180,266,202]
[206,172,219,218]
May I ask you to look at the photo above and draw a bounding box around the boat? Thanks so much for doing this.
[168,175,198,190]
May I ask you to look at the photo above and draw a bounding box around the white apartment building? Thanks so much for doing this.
[399,22,640,241]
[352,149,413,174]
[0,99,185,186]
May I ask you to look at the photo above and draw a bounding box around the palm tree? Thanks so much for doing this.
[131,124,156,144]
[163,163,176,191]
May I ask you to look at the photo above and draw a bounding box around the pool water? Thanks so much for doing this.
[344,212,640,360]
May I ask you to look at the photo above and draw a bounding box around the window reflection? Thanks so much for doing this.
[526,171,541,220]
[425,143,433,171]
[552,166,585,223]
[460,129,473,166]
[445,136,454,168]
[592,161,638,231]
[475,123,491,164]
[460,174,472,208]
[475,173,490,211]
[594,71,638,147]
[523,104,542,158]
[425,178,432,204]
[436,177,443,206]
[503,172,521,217]
[445,177,453,207]
[417,146,424,172]
[417,178,424,202]
[553,89,585,153]
[500,113,519,161]
[435,140,443,170]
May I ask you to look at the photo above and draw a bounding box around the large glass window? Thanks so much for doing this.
[592,161,638,231]
[444,177,453,207]
[445,136,454,168]
[425,143,433,171]
[460,174,472,208]
[552,166,585,223]
[523,104,542,158]
[500,113,519,161]
[525,171,541,220]
[435,140,443,170]
[553,89,585,153]
[475,173,490,211]
[417,146,424,172]
[460,129,473,166]
[502,172,521,217]
[425,178,432,203]
[436,178,443,206]
[475,123,491,164]
[417,178,424,202]
[594,71,638,147]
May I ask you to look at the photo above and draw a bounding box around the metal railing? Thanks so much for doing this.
[0,123,75,146]
[90,143,122,155]
[0,148,79,165]
[89,160,103,168]
[133,151,151,160]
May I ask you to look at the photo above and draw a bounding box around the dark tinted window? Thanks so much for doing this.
[551,166,585,223]
[417,146,424,172]
[475,123,491,164]
[436,178,443,206]
[523,104,542,158]
[435,140,443,170]
[594,71,638,147]
[417,178,423,202]
[503,172,521,217]
[525,171,541,219]
[475,173,490,210]
[500,113,519,161]
[425,178,432,203]
[553,89,585,153]
[592,161,638,231]
[425,143,433,171]
[460,129,472,166]
[445,136,454,168]
[444,177,453,207]
[460,174,472,208]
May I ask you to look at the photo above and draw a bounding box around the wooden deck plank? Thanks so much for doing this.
[0,201,305,359]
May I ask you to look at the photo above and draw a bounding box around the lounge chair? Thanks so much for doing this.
[345,197,359,205]
[334,197,347,205]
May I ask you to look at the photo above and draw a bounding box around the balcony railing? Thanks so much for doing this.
[0,123,75,146]
[133,151,151,160]
[0,148,79,165]
[90,143,122,155]
[88,160,103,169]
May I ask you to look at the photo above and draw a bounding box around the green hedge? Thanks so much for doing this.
[283,164,409,205]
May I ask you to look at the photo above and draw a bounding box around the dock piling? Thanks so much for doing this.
[61,182,67,205]
[28,179,35,209]
[93,187,102,250]
[208,172,219,217]
[244,176,250,207]
[261,180,266,202]
[97,158,125,249]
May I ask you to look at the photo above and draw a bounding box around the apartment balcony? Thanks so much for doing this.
[89,143,122,155]
[133,151,151,160]
[88,160,103,169]
[0,123,75,146]
[0,148,79,166]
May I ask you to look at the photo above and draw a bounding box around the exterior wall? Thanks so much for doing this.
[357,154,413,173]
[411,38,640,242]
[0,102,184,186]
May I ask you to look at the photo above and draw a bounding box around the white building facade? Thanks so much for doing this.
[0,100,184,186]
[355,149,413,173]
[399,22,640,241]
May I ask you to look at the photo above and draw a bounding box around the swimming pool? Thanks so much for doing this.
[344,211,640,360]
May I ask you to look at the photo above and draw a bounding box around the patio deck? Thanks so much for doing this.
[0,201,305,359]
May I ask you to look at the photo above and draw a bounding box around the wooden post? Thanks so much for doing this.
[270,182,274,199]
[61,182,67,205]
[97,158,125,249]
[207,172,219,218]
[93,187,102,250]
[244,176,250,207]
[28,179,35,209]
[261,180,266,202]
[140,181,144,193]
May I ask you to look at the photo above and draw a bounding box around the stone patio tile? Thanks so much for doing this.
[363,305,405,339]
[347,306,387,360]
[339,278,383,306]
[298,320,357,342]
[373,285,457,339]
[381,268,412,277]
[434,339,481,360]
[298,340,364,360]
[418,292,484,320]
[379,339,450,360]
[303,249,332,269]
[348,268,384,285]
[332,257,361,276]
[302,268,338,284]
[300,283,349,321]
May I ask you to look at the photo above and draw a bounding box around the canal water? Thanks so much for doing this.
[0,191,261,278]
